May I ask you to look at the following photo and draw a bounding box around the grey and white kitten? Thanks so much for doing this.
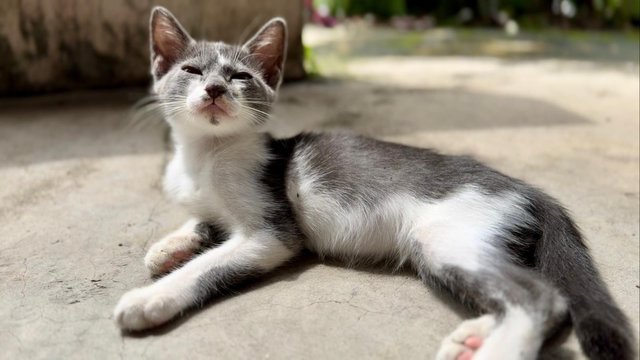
[114,7,635,360]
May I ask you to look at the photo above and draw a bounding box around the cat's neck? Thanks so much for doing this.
[171,129,270,171]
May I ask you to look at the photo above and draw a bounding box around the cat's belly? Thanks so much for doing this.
[289,188,423,262]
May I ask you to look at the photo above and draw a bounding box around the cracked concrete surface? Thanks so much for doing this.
[1,43,639,359]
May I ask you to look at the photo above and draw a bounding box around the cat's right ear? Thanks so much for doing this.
[243,18,287,90]
[150,7,194,79]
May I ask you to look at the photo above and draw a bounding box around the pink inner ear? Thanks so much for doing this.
[153,20,187,62]
[247,22,286,88]
[151,10,192,77]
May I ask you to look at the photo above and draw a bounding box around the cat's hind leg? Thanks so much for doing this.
[411,224,570,360]
[144,220,228,275]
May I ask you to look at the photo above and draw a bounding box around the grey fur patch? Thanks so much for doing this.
[194,221,230,250]
[260,136,306,251]
[289,132,526,208]
[193,265,263,306]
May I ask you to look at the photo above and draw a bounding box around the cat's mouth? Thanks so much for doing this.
[195,98,236,124]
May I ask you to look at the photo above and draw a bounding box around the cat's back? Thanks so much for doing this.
[286,132,517,200]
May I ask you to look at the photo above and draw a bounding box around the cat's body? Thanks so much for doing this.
[167,131,532,264]
[114,8,635,360]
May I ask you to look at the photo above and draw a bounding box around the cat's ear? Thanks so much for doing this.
[150,7,194,79]
[244,18,287,90]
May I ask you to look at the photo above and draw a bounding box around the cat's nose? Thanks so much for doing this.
[205,84,226,99]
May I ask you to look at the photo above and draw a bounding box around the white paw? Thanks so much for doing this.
[436,314,497,360]
[144,234,201,275]
[113,286,182,331]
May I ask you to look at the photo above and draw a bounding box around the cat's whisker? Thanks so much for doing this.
[238,102,270,115]
[245,113,266,126]
[127,97,168,130]
[238,103,271,118]
[242,100,272,105]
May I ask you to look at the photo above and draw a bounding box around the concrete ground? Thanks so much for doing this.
[0,26,638,359]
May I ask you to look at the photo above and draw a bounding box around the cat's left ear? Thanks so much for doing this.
[150,7,194,79]
[244,18,287,90]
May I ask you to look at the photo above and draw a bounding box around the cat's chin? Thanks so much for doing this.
[171,114,255,138]
[202,103,229,118]
[205,112,230,126]
[192,101,238,125]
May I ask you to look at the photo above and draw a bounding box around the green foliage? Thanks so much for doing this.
[315,0,406,19]
[345,0,406,18]
[303,44,321,78]
[313,0,639,28]
[621,0,640,19]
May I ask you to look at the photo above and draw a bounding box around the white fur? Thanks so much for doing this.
[217,53,228,66]
[415,187,528,272]
[474,306,542,360]
[163,132,270,231]
[185,83,209,111]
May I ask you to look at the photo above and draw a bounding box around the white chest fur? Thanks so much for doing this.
[163,133,270,232]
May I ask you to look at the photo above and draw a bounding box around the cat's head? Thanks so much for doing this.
[149,7,287,137]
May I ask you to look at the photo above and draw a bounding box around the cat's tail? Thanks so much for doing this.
[532,194,636,360]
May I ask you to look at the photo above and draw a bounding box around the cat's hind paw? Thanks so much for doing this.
[436,314,496,360]
[113,286,181,331]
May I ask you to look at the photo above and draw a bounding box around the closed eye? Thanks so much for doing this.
[181,65,202,75]
[230,72,253,81]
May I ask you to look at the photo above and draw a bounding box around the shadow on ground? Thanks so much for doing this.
[0,79,590,168]
[121,251,578,359]
[272,78,590,137]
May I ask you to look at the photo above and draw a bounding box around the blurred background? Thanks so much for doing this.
[1,1,638,359]
[305,0,639,72]
[0,0,637,95]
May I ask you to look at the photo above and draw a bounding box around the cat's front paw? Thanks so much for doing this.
[144,234,201,275]
[114,286,181,331]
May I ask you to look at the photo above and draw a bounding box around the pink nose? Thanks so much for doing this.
[205,84,226,99]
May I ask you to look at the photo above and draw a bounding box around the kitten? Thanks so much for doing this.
[114,7,635,360]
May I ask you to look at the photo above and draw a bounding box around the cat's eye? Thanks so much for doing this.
[181,65,202,75]
[230,72,253,81]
